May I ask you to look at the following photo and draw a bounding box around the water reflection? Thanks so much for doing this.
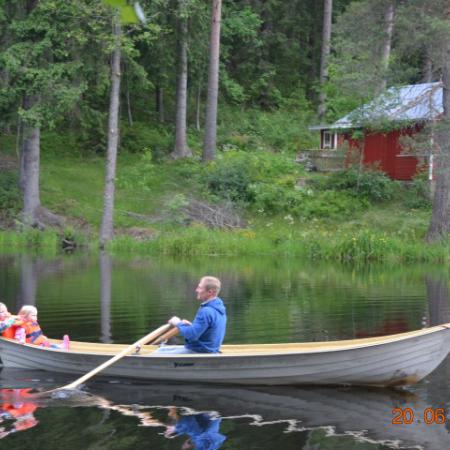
[17,255,38,308]
[1,254,449,345]
[99,252,112,343]
[1,255,449,448]
[0,368,449,449]
[0,388,39,438]
[164,411,226,450]
[426,275,450,327]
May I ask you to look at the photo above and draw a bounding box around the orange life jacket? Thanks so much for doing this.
[1,316,18,339]
[1,326,17,339]
[22,321,50,347]
[2,402,37,418]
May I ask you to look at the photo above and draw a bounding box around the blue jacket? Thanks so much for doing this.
[177,297,227,353]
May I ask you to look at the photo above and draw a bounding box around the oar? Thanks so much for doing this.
[47,323,172,393]
[151,326,179,345]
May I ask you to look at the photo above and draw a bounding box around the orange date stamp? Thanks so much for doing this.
[392,407,448,425]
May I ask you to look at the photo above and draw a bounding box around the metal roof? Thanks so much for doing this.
[312,82,443,131]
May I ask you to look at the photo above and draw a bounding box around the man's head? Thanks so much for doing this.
[195,276,221,302]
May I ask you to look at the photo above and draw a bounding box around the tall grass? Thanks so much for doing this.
[107,226,450,263]
[0,230,60,255]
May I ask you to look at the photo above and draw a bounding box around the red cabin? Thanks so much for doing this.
[311,82,442,181]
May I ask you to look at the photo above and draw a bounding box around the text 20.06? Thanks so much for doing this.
[392,408,448,425]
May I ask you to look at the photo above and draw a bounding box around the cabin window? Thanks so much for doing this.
[323,131,337,149]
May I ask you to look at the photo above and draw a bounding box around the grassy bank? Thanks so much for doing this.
[1,225,448,263]
[1,118,446,263]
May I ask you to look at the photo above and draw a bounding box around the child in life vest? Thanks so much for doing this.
[14,305,70,350]
[0,303,19,339]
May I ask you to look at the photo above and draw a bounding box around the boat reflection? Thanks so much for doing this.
[84,378,450,449]
[1,368,449,449]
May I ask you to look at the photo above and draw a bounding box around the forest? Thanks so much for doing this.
[1,0,450,261]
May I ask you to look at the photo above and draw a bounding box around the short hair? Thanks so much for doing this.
[201,276,221,295]
[18,305,38,317]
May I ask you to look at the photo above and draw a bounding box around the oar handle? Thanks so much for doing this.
[150,327,179,345]
[55,323,171,391]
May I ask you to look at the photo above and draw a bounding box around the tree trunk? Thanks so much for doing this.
[196,80,202,131]
[422,47,433,83]
[426,6,450,243]
[125,64,133,127]
[317,0,333,120]
[99,18,122,248]
[202,0,222,162]
[172,3,192,159]
[156,84,165,123]
[379,0,395,91]
[21,94,41,226]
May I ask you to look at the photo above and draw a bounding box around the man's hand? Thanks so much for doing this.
[181,319,192,325]
[164,425,176,437]
[168,316,181,326]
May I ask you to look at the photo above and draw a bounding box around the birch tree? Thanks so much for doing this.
[171,0,192,159]
[202,0,222,162]
[99,0,148,247]
[379,0,395,92]
[99,15,122,247]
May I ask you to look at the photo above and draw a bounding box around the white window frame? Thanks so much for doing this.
[323,130,337,149]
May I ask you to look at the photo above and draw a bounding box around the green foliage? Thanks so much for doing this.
[404,172,432,209]
[0,170,21,221]
[121,122,171,159]
[218,104,316,153]
[205,150,301,203]
[107,224,450,263]
[250,184,365,219]
[0,229,60,254]
[41,131,83,157]
[116,148,154,191]
[318,167,399,202]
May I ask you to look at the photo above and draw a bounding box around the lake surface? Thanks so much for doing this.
[0,253,449,449]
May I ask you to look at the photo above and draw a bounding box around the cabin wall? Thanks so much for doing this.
[340,127,426,181]
[363,129,420,180]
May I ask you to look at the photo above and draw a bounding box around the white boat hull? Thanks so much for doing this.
[1,324,450,386]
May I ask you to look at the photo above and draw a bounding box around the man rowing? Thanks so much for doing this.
[154,276,227,354]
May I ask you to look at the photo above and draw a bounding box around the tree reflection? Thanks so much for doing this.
[99,251,112,343]
[425,275,450,326]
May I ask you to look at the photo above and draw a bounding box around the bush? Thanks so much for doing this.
[206,154,254,202]
[121,123,172,161]
[0,171,21,220]
[205,150,302,203]
[404,172,432,209]
[319,167,398,201]
[250,183,304,214]
[116,148,154,191]
[217,104,317,153]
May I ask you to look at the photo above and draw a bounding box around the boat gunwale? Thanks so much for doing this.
[1,323,448,358]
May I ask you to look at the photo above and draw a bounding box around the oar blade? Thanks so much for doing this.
[43,323,172,394]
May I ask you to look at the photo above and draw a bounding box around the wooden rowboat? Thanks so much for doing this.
[1,323,450,387]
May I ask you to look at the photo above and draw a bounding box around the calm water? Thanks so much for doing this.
[0,253,450,449]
